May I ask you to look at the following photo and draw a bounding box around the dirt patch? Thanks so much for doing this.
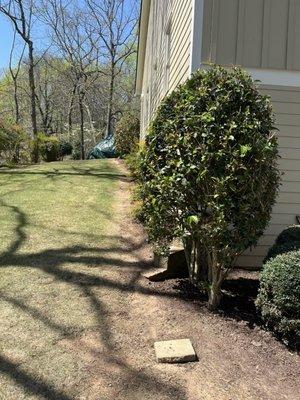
[67,159,299,400]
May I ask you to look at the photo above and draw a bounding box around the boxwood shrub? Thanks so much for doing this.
[276,225,300,245]
[265,225,300,262]
[256,250,300,347]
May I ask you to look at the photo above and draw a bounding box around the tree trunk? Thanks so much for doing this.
[12,77,20,124]
[208,282,222,311]
[183,236,209,285]
[105,65,115,138]
[184,237,224,310]
[207,254,224,310]
[68,84,77,135]
[78,93,85,160]
[28,41,39,162]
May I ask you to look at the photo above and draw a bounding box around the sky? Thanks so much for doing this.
[0,11,51,74]
[0,0,139,73]
[0,14,15,70]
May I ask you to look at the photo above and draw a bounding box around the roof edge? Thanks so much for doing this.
[135,0,151,96]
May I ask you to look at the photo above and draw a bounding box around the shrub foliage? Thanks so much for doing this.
[137,66,280,309]
[35,133,60,162]
[264,225,300,262]
[256,250,300,347]
[115,112,140,157]
[0,119,28,164]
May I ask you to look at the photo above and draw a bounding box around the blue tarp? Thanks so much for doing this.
[87,135,116,159]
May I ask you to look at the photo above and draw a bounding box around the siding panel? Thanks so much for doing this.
[214,0,239,65]
[262,0,289,69]
[236,0,264,67]
[287,0,300,70]
[237,85,300,269]
[140,0,192,134]
[203,0,300,71]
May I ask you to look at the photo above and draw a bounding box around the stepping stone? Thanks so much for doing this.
[154,339,197,363]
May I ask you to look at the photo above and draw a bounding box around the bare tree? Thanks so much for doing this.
[8,30,26,123]
[86,0,138,138]
[0,0,39,161]
[40,0,101,159]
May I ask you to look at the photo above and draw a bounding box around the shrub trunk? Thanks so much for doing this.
[183,236,224,310]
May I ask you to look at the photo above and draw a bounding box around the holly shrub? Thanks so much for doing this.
[136,66,281,309]
[256,250,300,348]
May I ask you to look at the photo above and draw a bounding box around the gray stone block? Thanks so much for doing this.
[154,339,197,363]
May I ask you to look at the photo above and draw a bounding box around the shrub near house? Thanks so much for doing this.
[136,66,281,310]
[115,112,140,157]
[256,249,300,347]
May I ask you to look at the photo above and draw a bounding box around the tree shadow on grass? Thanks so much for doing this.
[0,195,187,399]
[0,168,130,183]
[0,355,73,400]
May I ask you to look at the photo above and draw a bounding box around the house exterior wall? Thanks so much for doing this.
[202,0,300,70]
[137,0,300,270]
[237,84,300,268]
[140,0,193,136]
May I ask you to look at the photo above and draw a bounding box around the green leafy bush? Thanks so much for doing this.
[256,250,300,347]
[115,113,140,157]
[59,139,73,159]
[276,225,300,245]
[35,133,60,162]
[0,119,28,164]
[125,141,145,179]
[265,242,300,262]
[265,225,300,262]
[136,66,280,309]
[71,141,81,160]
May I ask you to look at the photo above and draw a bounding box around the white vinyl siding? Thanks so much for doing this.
[237,85,300,269]
[140,0,193,135]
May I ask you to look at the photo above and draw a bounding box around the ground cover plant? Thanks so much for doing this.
[136,66,281,309]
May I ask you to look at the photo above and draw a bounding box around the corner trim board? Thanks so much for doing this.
[189,0,205,75]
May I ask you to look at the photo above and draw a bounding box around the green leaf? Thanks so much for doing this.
[187,215,199,225]
[240,145,252,157]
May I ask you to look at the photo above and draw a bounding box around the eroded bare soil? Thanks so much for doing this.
[70,160,299,400]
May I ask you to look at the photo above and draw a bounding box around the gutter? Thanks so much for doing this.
[135,0,151,96]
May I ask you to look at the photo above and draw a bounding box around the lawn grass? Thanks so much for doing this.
[0,159,121,399]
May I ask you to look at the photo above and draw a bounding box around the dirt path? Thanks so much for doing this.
[69,159,299,400]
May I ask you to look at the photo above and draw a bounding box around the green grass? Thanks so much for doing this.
[0,160,122,399]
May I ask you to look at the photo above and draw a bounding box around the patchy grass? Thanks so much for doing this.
[0,160,121,399]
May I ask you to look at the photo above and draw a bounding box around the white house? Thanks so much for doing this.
[135,0,300,269]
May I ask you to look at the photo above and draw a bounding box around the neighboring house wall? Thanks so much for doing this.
[140,0,193,136]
